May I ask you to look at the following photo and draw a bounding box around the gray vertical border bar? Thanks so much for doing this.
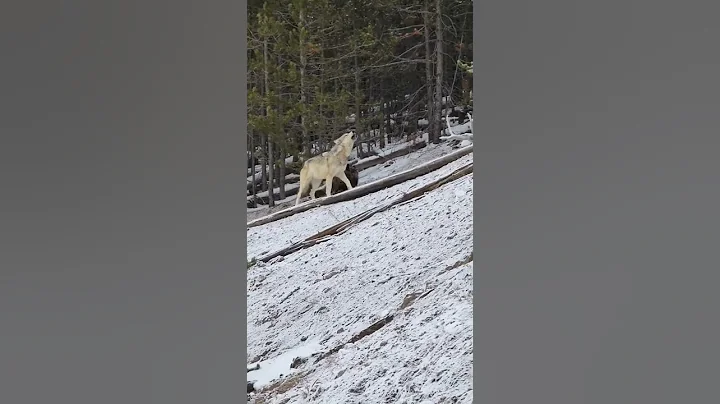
[470,1,480,402]
[0,0,248,403]
[474,1,720,403]
[241,0,250,396]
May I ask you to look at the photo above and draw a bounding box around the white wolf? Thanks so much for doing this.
[295,131,356,206]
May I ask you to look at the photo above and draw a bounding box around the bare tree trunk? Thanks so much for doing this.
[385,99,392,144]
[263,39,275,208]
[433,0,444,144]
[424,0,435,139]
[332,78,340,139]
[256,48,268,192]
[462,75,470,106]
[275,59,286,201]
[250,132,257,200]
[278,145,286,200]
[318,17,326,145]
[263,39,274,207]
[354,54,363,157]
[260,134,268,192]
[277,93,287,201]
[368,75,376,153]
[299,9,310,158]
[379,99,386,148]
[408,98,420,134]
[267,140,275,207]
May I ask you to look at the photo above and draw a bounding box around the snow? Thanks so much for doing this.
[248,171,263,183]
[358,142,456,184]
[247,144,473,403]
[247,116,473,220]
[248,340,323,390]
[351,125,470,167]
[353,135,432,166]
[301,261,474,403]
[443,121,472,137]
[247,151,472,261]
[253,183,301,199]
[247,140,458,221]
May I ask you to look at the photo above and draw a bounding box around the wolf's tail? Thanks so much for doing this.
[295,167,311,206]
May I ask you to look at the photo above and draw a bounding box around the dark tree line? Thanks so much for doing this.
[248,0,473,207]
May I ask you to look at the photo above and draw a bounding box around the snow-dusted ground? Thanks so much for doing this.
[353,134,430,165]
[247,151,470,261]
[247,153,473,403]
[246,117,473,402]
[358,140,455,185]
[254,181,301,200]
[289,260,473,403]
[246,141,463,224]
[246,144,446,222]
[247,116,473,217]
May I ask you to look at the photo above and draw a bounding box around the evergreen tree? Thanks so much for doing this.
[247,0,473,205]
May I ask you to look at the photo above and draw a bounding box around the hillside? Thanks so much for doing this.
[247,128,473,403]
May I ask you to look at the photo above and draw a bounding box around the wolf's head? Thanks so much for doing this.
[332,131,356,156]
[334,131,355,145]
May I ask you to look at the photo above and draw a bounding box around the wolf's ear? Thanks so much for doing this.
[335,134,348,144]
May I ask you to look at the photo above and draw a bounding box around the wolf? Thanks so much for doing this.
[295,131,356,206]
[310,163,359,198]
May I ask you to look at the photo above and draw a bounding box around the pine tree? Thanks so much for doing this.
[247,0,473,206]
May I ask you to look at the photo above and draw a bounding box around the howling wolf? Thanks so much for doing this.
[295,131,356,206]
[311,163,360,198]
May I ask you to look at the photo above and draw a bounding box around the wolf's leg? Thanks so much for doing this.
[324,176,333,198]
[295,172,310,206]
[309,178,322,200]
[337,171,354,190]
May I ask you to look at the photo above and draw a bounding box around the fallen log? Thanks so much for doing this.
[247,173,301,193]
[247,186,300,208]
[247,144,473,228]
[255,162,473,262]
[352,141,427,171]
[251,141,425,191]
[248,164,359,206]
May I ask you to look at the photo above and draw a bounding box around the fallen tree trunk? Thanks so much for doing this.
[248,164,357,203]
[247,144,473,228]
[255,162,472,262]
[247,176,300,198]
[350,141,427,171]
[247,173,300,193]
[252,141,425,192]
[247,186,300,208]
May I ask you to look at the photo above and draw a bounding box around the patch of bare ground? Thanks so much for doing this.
[249,370,312,404]
[313,314,395,365]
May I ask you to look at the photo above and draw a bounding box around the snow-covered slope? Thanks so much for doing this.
[247,150,473,403]
[247,151,471,261]
[247,116,473,221]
